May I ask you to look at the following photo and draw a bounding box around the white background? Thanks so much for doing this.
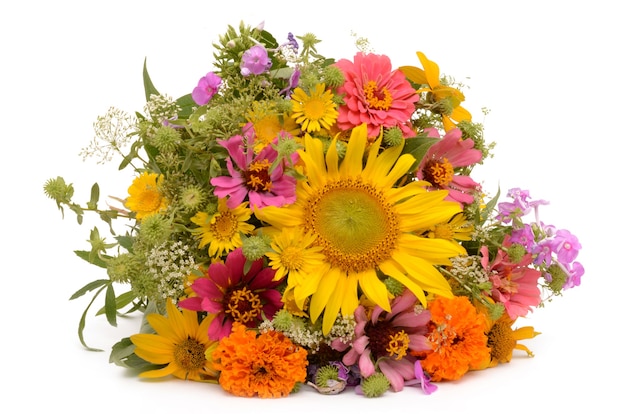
[1,1,621,412]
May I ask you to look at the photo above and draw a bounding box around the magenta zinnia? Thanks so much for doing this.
[334,52,419,139]
[178,248,284,340]
[210,123,298,209]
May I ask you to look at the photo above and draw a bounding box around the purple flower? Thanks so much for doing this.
[240,44,272,76]
[509,224,535,250]
[280,66,300,96]
[286,32,299,51]
[551,229,581,264]
[192,72,222,105]
[405,361,438,395]
[564,261,584,289]
[532,240,554,267]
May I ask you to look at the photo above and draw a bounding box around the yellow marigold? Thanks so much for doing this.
[415,295,490,382]
[212,323,308,398]
[125,172,168,220]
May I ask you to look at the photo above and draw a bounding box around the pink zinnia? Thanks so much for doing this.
[416,127,482,206]
[339,290,432,392]
[480,239,542,319]
[334,52,419,139]
[178,248,283,340]
[210,124,298,209]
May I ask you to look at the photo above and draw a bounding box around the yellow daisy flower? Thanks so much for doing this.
[290,83,338,133]
[130,300,219,381]
[255,123,466,334]
[125,172,168,220]
[190,198,255,258]
[422,212,474,242]
[399,52,472,132]
[246,101,300,152]
[484,313,541,368]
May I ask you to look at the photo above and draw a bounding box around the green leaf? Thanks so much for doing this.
[176,93,196,119]
[74,250,108,268]
[115,234,134,251]
[402,136,439,172]
[104,283,118,326]
[69,279,109,300]
[76,284,108,351]
[143,58,160,101]
[481,186,501,223]
[95,290,137,316]
[87,183,100,210]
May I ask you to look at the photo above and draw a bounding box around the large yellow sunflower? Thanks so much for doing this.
[255,123,466,334]
[130,300,219,381]
[190,198,255,258]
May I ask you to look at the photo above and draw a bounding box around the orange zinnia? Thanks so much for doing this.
[212,323,308,398]
[415,295,490,382]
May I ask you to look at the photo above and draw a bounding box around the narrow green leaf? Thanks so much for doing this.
[104,283,118,327]
[143,58,160,101]
[74,250,108,268]
[87,183,100,209]
[77,284,107,351]
[69,279,109,300]
[95,290,137,315]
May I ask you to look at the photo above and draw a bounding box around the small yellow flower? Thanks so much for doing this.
[130,300,219,381]
[290,83,338,133]
[400,52,472,131]
[125,172,168,220]
[190,198,255,257]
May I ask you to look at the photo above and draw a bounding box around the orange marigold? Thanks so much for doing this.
[212,323,308,398]
[416,295,490,382]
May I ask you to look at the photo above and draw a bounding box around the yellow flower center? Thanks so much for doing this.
[279,246,305,271]
[173,337,207,373]
[225,286,262,323]
[423,158,454,187]
[487,320,517,363]
[364,80,393,111]
[303,97,326,121]
[386,330,410,360]
[305,179,399,273]
[135,190,162,212]
[244,159,273,192]
[210,211,239,241]
[429,223,455,240]
[365,320,409,360]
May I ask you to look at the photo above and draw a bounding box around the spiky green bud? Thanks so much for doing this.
[360,373,390,398]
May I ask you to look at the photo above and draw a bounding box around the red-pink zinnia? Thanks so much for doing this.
[334,52,419,139]
[480,239,542,319]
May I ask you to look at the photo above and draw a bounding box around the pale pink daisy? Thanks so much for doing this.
[339,290,432,392]
[416,127,482,206]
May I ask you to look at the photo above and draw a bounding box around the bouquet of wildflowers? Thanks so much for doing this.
[44,21,584,398]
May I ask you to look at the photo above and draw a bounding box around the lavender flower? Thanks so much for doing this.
[192,72,222,105]
[240,44,272,76]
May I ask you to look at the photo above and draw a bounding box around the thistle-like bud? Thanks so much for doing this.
[360,373,390,398]
[43,176,74,204]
